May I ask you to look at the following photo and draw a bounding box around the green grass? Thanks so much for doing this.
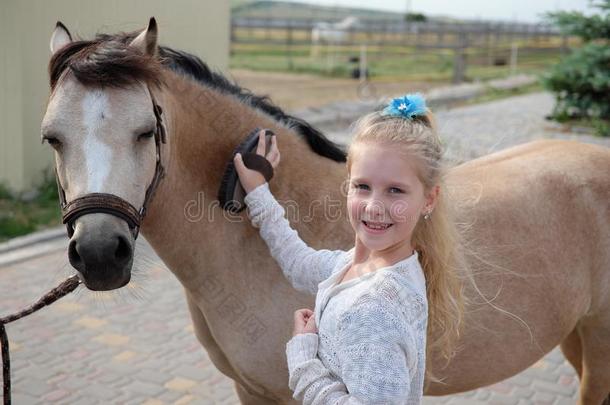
[546,115,610,137]
[230,43,563,82]
[0,173,62,243]
[464,82,544,106]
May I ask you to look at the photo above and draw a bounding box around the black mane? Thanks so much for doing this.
[158,47,346,162]
[49,31,346,163]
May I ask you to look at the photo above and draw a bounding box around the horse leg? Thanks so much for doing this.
[184,291,242,380]
[578,320,610,405]
[560,328,583,378]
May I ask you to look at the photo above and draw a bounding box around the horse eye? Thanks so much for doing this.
[137,131,155,141]
[43,136,61,147]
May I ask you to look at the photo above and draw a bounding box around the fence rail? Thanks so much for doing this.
[230,18,571,83]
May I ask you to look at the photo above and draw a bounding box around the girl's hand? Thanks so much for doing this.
[233,130,280,194]
[293,308,318,337]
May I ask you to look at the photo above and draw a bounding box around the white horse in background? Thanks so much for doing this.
[311,16,360,59]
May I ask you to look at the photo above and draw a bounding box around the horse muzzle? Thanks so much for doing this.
[67,213,134,291]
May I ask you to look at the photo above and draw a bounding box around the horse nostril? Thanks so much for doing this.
[68,240,83,269]
[115,235,132,263]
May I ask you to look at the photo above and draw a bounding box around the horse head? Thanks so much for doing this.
[42,18,166,291]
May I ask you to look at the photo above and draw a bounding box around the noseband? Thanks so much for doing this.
[55,88,167,240]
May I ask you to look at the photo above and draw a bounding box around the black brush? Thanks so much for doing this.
[218,128,275,213]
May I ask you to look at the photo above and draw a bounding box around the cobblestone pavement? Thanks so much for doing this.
[2,92,608,404]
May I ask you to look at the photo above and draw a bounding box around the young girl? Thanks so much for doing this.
[234,94,464,404]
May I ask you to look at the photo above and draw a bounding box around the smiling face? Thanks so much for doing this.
[347,142,435,256]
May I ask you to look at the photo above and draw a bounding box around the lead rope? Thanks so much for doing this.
[0,275,81,405]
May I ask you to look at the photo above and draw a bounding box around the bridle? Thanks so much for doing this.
[55,87,167,240]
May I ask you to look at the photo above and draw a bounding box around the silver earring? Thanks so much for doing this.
[423,211,431,220]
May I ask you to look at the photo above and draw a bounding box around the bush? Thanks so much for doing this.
[0,171,61,242]
[542,0,610,136]
[542,42,610,121]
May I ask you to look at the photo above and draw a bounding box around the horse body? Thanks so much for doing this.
[433,141,609,392]
[144,68,610,402]
[43,20,610,404]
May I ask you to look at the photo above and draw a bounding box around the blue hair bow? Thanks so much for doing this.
[382,93,427,120]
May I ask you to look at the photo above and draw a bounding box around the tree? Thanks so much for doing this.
[405,13,427,22]
[542,0,610,136]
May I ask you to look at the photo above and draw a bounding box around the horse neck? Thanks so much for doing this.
[140,72,351,279]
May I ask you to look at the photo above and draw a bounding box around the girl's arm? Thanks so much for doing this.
[244,182,345,295]
[285,296,418,404]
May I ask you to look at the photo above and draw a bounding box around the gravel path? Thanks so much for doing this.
[434,92,610,163]
[325,92,610,159]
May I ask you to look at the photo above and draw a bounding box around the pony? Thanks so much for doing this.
[41,18,610,404]
[310,16,359,59]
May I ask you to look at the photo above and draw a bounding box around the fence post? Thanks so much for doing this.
[510,42,519,76]
[359,44,367,82]
[453,30,468,84]
[286,21,294,70]
[437,24,445,47]
[560,33,569,55]
[230,21,236,56]
[486,24,494,66]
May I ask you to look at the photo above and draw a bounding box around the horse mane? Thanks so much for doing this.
[48,31,347,163]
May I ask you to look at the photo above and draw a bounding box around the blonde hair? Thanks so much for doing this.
[347,110,466,383]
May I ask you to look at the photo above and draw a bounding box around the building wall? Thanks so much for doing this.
[0,0,229,192]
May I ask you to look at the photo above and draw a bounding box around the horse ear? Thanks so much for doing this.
[50,21,72,55]
[129,17,158,56]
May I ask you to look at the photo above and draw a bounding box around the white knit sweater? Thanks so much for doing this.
[244,183,428,405]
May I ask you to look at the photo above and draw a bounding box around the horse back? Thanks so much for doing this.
[449,139,610,324]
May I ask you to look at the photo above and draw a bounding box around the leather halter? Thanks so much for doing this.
[55,88,167,240]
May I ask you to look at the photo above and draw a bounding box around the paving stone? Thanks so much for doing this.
[142,400,165,405]
[73,315,108,329]
[43,388,71,402]
[11,393,40,405]
[555,398,579,405]
[93,333,130,346]
[113,350,138,362]
[157,389,187,403]
[169,364,211,380]
[511,387,535,399]
[68,396,101,405]
[134,369,173,385]
[487,394,519,405]
[474,390,492,401]
[84,382,115,400]
[57,376,91,391]
[441,399,482,405]
[531,391,556,404]
[17,364,58,381]
[122,380,165,397]
[19,377,51,396]
[28,352,55,366]
[173,394,197,405]
[165,377,197,392]
[532,379,577,396]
